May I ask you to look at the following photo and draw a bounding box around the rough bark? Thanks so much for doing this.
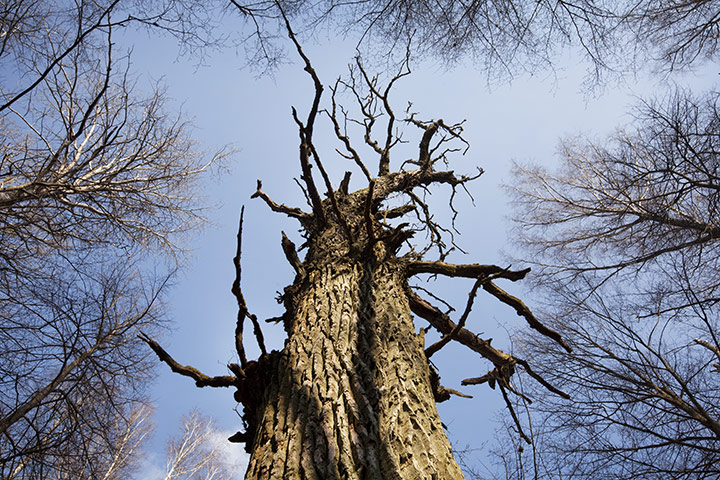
[243,245,464,479]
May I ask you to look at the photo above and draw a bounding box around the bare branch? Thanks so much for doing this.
[377,204,416,220]
[326,81,372,182]
[407,288,514,367]
[231,207,249,367]
[280,5,326,224]
[251,179,310,220]
[425,278,483,358]
[281,231,304,276]
[138,333,236,388]
[498,383,532,445]
[309,144,354,244]
[407,260,530,281]
[483,281,572,353]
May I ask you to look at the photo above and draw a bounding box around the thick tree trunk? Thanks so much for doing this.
[244,248,464,479]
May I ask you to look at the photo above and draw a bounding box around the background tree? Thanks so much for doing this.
[161,411,243,480]
[0,1,223,478]
[502,89,720,479]
[233,0,719,83]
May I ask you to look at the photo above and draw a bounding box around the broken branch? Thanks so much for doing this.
[231,208,249,367]
[407,260,530,281]
[251,180,310,221]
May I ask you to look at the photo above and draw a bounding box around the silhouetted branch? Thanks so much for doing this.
[407,261,530,281]
[499,382,532,444]
[483,281,572,353]
[232,207,249,367]
[425,278,483,358]
[138,332,236,388]
[251,179,310,220]
[327,80,373,181]
[281,5,326,225]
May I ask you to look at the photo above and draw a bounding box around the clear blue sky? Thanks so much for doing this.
[120,20,716,477]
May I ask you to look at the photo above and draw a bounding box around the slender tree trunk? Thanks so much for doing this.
[244,245,464,479]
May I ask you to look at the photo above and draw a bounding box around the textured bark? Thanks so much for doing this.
[244,242,464,479]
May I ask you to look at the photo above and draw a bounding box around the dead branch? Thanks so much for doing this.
[514,358,570,399]
[425,278,483,358]
[407,260,530,281]
[430,366,473,403]
[247,312,267,357]
[354,55,411,175]
[377,204,416,220]
[483,281,572,353]
[406,116,470,171]
[499,382,531,444]
[410,284,456,313]
[408,288,569,401]
[407,288,514,366]
[417,121,440,170]
[138,332,236,388]
[231,208,249,367]
[374,168,483,202]
[281,6,326,225]
[309,144,354,243]
[290,107,326,223]
[281,231,304,276]
[406,189,461,259]
[251,180,309,220]
[327,81,372,181]
[229,212,267,358]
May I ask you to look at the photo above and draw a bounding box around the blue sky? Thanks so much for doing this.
[121,21,717,476]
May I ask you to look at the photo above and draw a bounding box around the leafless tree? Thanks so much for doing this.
[501,88,720,479]
[161,411,244,480]
[0,2,223,478]
[621,0,720,72]
[254,1,720,81]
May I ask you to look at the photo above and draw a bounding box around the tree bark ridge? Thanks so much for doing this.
[244,260,464,479]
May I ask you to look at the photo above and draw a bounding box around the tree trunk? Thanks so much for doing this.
[243,242,464,479]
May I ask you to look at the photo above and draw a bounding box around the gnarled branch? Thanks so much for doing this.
[251,179,310,221]
[407,260,530,281]
[138,332,236,388]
